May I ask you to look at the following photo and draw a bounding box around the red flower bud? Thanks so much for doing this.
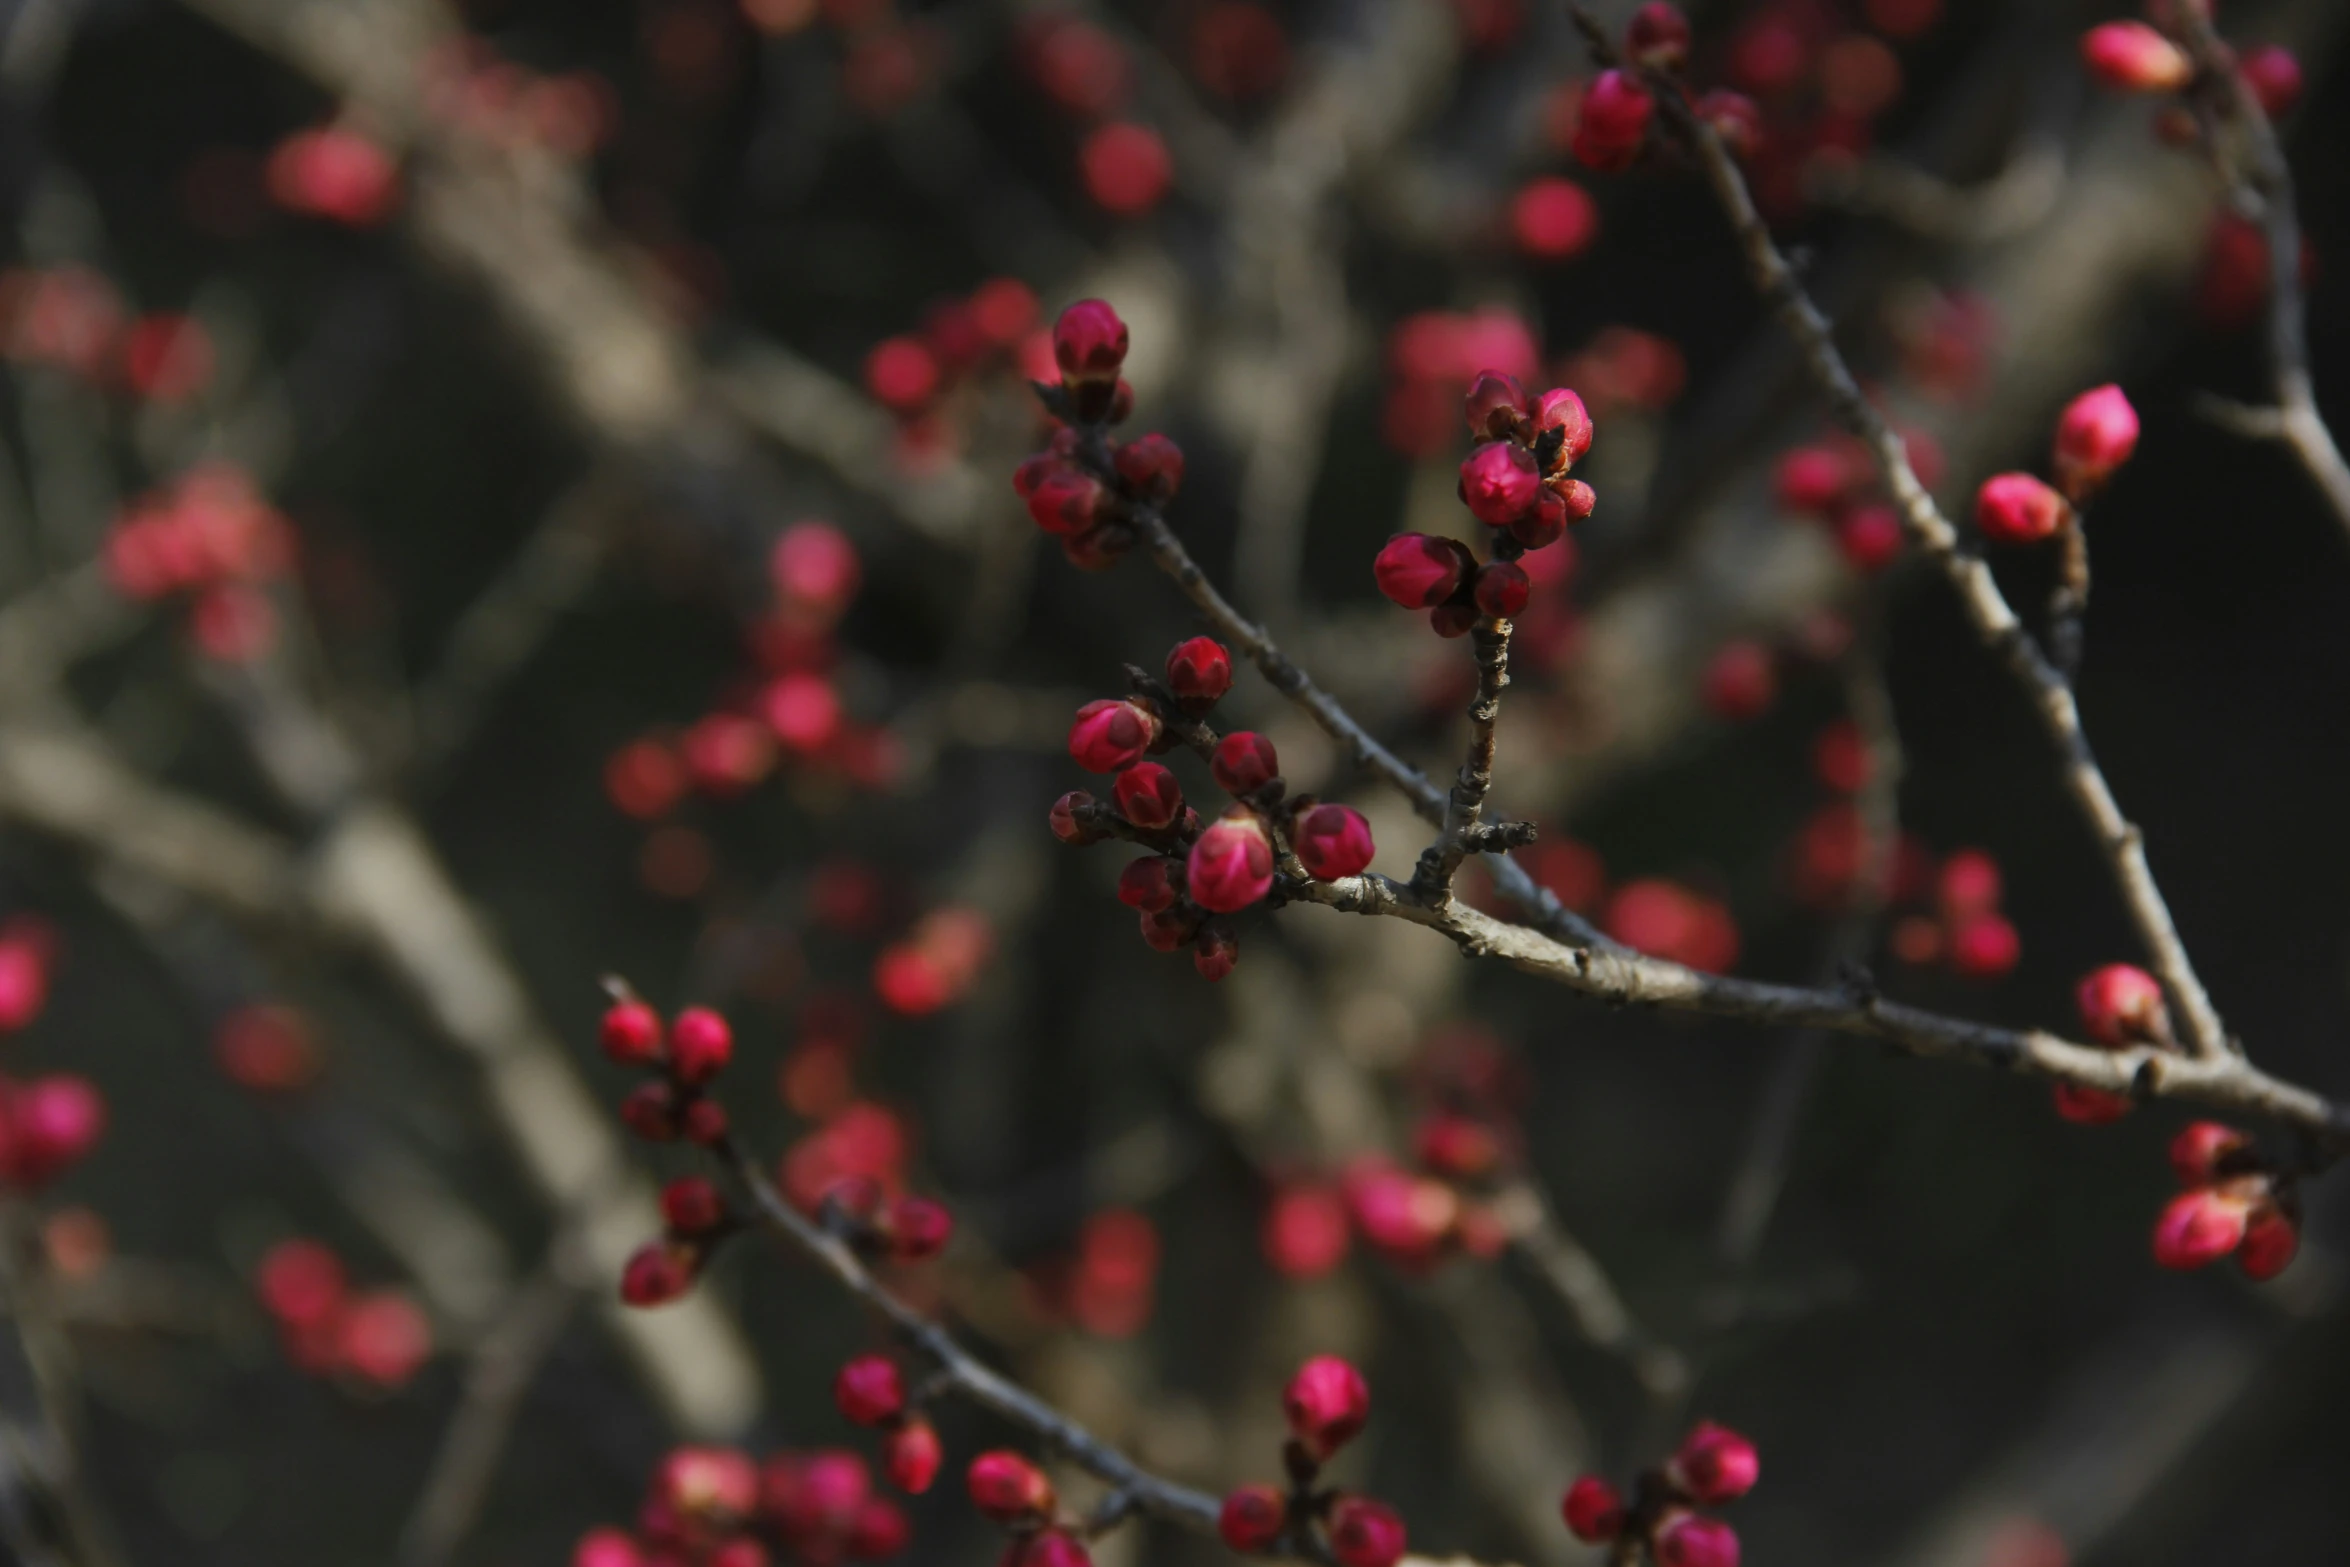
[2080,21,2190,94]
[1472,560,1530,618]
[1050,790,1105,845]
[1561,1477,1624,1543]
[1118,857,1179,912]
[1948,913,2020,980]
[1430,601,1480,638]
[847,1498,911,1560]
[572,1526,643,1567]
[1936,849,2001,919]
[1193,919,1239,981]
[880,1194,953,1259]
[1166,636,1232,708]
[966,1451,1053,1521]
[1578,69,1654,147]
[658,1446,759,1521]
[1625,3,1690,70]
[1460,441,1542,527]
[1973,473,2066,545]
[1219,1484,1288,1553]
[1835,505,1903,573]
[2168,1121,2248,1187]
[1114,761,1184,829]
[1326,1497,1406,1567]
[600,999,664,1065]
[661,1176,727,1235]
[834,1354,907,1426]
[2051,1084,2133,1125]
[2241,45,2303,117]
[1212,732,1281,795]
[1068,699,1162,772]
[1655,1513,1741,1567]
[1414,1111,1500,1180]
[620,1240,697,1306]
[2052,384,2139,494]
[1549,477,1598,523]
[1053,299,1129,385]
[682,1098,730,1145]
[1531,388,1593,471]
[882,1415,943,1493]
[1283,1354,1370,1460]
[1025,466,1109,535]
[1293,804,1375,881]
[669,1007,734,1086]
[8,1075,104,1188]
[1115,433,1184,500]
[1670,1421,1759,1505]
[1139,905,1195,952]
[1373,533,1470,609]
[2152,1187,2250,1270]
[1187,812,1274,912]
[1774,446,1847,516]
[2238,1207,2299,1280]
[1702,640,1776,722]
[1008,1530,1089,1567]
[2075,963,2167,1047]
[1464,370,1529,440]
[621,1081,682,1141]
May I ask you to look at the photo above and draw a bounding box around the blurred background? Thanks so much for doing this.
[0,0,2344,1562]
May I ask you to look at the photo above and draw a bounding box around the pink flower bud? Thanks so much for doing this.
[1008,1530,1090,1567]
[1373,533,1470,608]
[966,1451,1053,1521]
[834,1354,906,1426]
[1414,1112,1500,1179]
[1139,905,1195,952]
[668,1007,733,1086]
[2241,45,2303,117]
[2052,384,2139,493]
[2080,22,2191,94]
[1836,505,1903,573]
[1114,761,1184,828]
[1166,636,1232,708]
[1118,857,1179,911]
[1024,466,1109,535]
[2051,1084,2133,1125]
[656,1446,760,1523]
[1948,913,2020,980]
[620,1240,697,1306]
[1464,370,1529,439]
[1472,560,1530,617]
[1973,472,2066,546]
[1212,732,1281,795]
[846,1497,911,1560]
[1187,812,1274,912]
[1655,1513,1741,1567]
[572,1527,644,1567]
[1626,4,1690,70]
[1053,299,1129,385]
[1430,601,1480,638]
[660,1176,727,1235]
[1283,1354,1370,1460]
[1114,433,1184,499]
[1531,388,1593,470]
[1702,641,1776,721]
[2169,1121,2248,1186]
[1460,441,1542,527]
[882,1415,942,1493]
[8,1076,103,1187]
[1561,1477,1625,1543]
[2075,963,2167,1047]
[1579,69,1654,146]
[1550,476,1598,523]
[2238,1207,2299,1280]
[1936,849,2001,918]
[880,1194,953,1259]
[1774,446,1847,516]
[683,1098,729,1145]
[1068,699,1162,772]
[2152,1187,2250,1270]
[601,1000,664,1065]
[1219,1484,1287,1553]
[620,1081,682,1142]
[1050,790,1104,844]
[1670,1421,1759,1504]
[1294,804,1375,880]
[1326,1497,1406,1567]
[1193,920,1239,981]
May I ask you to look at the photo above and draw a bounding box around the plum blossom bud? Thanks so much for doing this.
[573,1527,643,1567]
[880,1194,953,1259]
[2169,1121,2248,1186]
[1655,1514,1741,1567]
[1473,560,1530,618]
[1550,477,1598,524]
[668,1008,732,1086]
[1430,601,1480,638]
[1973,473,2067,546]
[848,1499,912,1559]
[2075,963,2168,1047]
[1283,1354,1370,1460]
[1626,4,1690,70]
[683,1099,729,1145]
[1326,1498,1406,1567]
[1577,68,1654,148]
[2080,22,2191,94]
[966,1451,1053,1521]
[9,1077,103,1187]
[1464,371,1529,440]
[1193,919,1239,981]
[620,1240,697,1306]
[2051,1084,2133,1125]
[1670,1421,1759,1504]
[1166,637,1232,709]
[1015,1531,1090,1567]
[1696,89,1762,158]
[600,1000,664,1065]
[1050,790,1105,844]
[1212,732,1280,795]
[2238,1207,2300,1280]
[1374,534,1471,608]
[1702,641,1776,722]
[1293,804,1375,881]
[1561,1478,1624,1543]
[1531,388,1593,471]
[1187,812,1274,913]
[834,1355,907,1426]
[1114,762,1184,829]
[2052,384,2140,494]
[1219,1485,1287,1553]
[1460,441,1541,527]
[1115,433,1184,500]
[2152,1187,2251,1270]
[661,1176,727,1235]
[620,1081,682,1141]
[1774,447,1847,516]
[2241,45,2304,117]
[1118,857,1179,912]
[1053,300,1129,385]
[1068,699,1162,772]
[1024,466,1109,535]
[882,1416,942,1493]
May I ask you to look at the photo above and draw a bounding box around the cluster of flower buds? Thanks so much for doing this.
[965,1450,1093,1567]
[254,1238,434,1390]
[1012,301,1190,571]
[776,1101,955,1267]
[574,1444,912,1567]
[1566,7,1762,174]
[1049,636,1375,979]
[0,267,213,401]
[0,918,102,1194]
[267,122,401,228]
[871,906,994,1017]
[861,277,1044,433]
[1565,1421,1757,1567]
[1374,371,1593,635]
[2080,12,2302,124]
[1772,427,1943,574]
[1216,1357,1408,1567]
[621,1175,740,1309]
[1013,17,1175,215]
[1885,846,2022,982]
[1974,384,2139,548]
[2053,963,2174,1125]
[2152,1121,2298,1279]
[833,1353,945,1495]
[101,463,294,662]
[600,992,743,1306]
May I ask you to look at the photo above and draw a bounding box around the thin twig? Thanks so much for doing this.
[1418,616,1515,895]
[1488,1181,1686,1401]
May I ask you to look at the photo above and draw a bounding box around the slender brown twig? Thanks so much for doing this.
[1418,616,1516,896]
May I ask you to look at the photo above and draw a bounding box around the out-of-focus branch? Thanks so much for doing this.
[1488,1181,1686,1400]
[2171,10,2350,538]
